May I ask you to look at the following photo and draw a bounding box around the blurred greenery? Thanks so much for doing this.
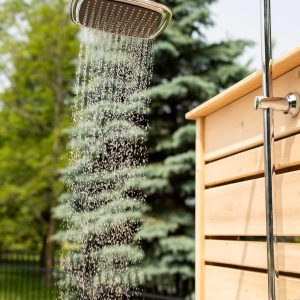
[0,268,57,299]
[0,0,78,269]
[0,0,252,296]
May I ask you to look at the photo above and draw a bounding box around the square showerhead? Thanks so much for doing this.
[71,0,172,40]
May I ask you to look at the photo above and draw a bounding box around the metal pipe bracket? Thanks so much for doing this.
[254,92,300,117]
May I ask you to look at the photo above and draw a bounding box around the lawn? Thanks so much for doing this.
[0,262,57,300]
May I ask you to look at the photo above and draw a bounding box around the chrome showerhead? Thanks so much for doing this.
[70,0,172,40]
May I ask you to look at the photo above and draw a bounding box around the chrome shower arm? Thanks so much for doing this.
[254,93,300,117]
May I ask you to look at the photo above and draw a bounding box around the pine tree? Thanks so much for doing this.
[137,0,252,295]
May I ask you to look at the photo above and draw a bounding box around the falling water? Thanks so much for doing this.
[57,17,154,300]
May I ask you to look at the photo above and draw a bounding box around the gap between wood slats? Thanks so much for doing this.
[206,164,300,189]
[205,236,299,242]
[205,170,300,236]
[205,236,266,241]
[205,132,300,187]
[205,262,267,274]
[205,173,264,189]
[205,240,300,274]
[206,263,300,280]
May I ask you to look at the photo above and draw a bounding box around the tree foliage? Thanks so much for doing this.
[0,0,78,253]
[138,0,252,291]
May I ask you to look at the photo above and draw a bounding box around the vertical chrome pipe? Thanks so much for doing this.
[261,0,277,299]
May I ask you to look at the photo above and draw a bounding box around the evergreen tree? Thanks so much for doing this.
[0,0,78,270]
[138,0,252,294]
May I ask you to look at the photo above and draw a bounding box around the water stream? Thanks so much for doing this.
[59,26,154,299]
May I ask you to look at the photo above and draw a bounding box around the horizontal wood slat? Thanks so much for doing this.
[205,170,300,236]
[205,146,264,186]
[276,133,300,169]
[205,266,300,300]
[205,133,300,186]
[204,87,263,162]
[204,65,300,162]
[205,240,300,274]
[206,240,266,269]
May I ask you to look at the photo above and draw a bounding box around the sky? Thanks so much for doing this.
[206,0,300,70]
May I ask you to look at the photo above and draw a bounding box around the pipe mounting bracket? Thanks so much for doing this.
[254,92,300,117]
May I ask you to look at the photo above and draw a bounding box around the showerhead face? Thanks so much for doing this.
[71,0,172,40]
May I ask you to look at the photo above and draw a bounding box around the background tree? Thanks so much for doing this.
[0,0,78,271]
[138,0,252,293]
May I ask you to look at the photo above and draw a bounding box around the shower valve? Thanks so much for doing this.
[254,92,300,117]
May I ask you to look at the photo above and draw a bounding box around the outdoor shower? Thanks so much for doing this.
[64,0,173,299]
[69,1,300,299]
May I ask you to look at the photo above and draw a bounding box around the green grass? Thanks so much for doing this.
[0,263,57,300]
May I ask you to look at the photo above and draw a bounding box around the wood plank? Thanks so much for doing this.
[204,65,300,162]
[205,240,267,269]
[275,133,300,169]
[278,276,300,300]
[205,240,300,274]
[205,170,300,236]
[195,118,206,300]
[186,46,300,120]
[205,266,268,300]
[205,266,300,300]
[205,133,300,186]
[278,243,300,274]
[204,87,264,162]
[205,176,266,236]
[205,146,264,186]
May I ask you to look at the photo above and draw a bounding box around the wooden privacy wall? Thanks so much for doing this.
[186,47,300,300]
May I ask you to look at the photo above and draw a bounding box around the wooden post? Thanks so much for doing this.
[195,118,205,299]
